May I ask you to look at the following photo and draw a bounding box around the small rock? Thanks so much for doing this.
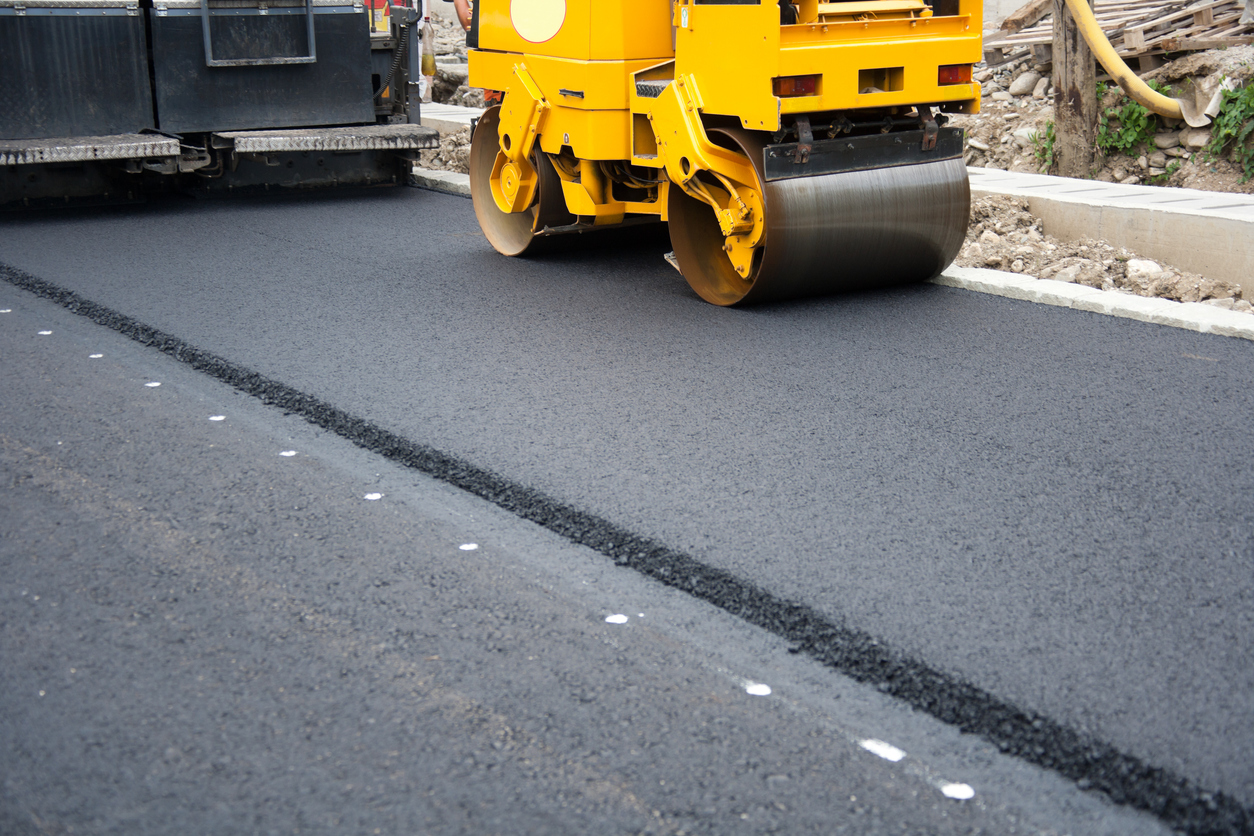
[1053,265,1083,283]
[1110,165,1128,181]
[1181,127,1212,151]
[979,229,1001,245]
[1126,259,1162,281]
[1164,146,1188,158]
[983,83,1002,96]
[1121,175,1141,185]
[1203,298,1237,310]
[968,138,990,151]
[1009,71,1042,97]
[1154,132,1180,149]
[1235,300,1254,313]
[1010,259,1026,273]
[1012,127,1036,148]
[1148,167,1166,177]
[963,242,984,260]
[1003,112,1020,120]
[1137,155,1149,170]
[1032,76,1051,98]
[1148,150,1168,168]
[975,69,994,83]
[991,91,1014,102]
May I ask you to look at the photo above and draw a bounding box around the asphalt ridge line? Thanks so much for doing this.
[2,261,1250,836]
[409,168,1254,342]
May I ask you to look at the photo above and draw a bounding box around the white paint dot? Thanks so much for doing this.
[605,614,629,624]
[0,309,11,313]
[38,330,52,335]
[459,543,479,551]
[145,382,161,388]
[364,493,383,501]
[279,450,297,457]
[859,739,906,762]
[89,354,103,359]
[941,782,975,800]
[38,690,45,697]
[209,415,225,421]
[745,682,772,696]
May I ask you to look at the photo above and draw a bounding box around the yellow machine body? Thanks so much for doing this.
[467,0,981,305]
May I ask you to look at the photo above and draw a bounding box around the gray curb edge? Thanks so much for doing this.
[407,168,1254,342]
[937,266,1254,342]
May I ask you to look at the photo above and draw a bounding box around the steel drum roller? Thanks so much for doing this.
[669,128,971,306]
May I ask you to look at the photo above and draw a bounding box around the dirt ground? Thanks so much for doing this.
[419,17,1251,313]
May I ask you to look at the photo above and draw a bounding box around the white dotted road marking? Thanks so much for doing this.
[38,330,52,335]
[209,416,225,421]
[605,614,629,624]
[0,309,11,313]
[364,493,383,501]
[940,782,975,800]
[859,739,907,762]
[279,451,297,457]
[145,382,161,388]
[459,543,479,551]
[89,354,103,359]
[744,682,772,696]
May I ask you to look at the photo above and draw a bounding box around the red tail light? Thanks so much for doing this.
[773,74,820,97]
[938,64,972,85]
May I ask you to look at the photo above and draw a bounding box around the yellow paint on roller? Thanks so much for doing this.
[510,0,565,43]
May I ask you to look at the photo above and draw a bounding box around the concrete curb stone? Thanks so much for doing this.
[937,266,1254,342]
[410,168,471,197]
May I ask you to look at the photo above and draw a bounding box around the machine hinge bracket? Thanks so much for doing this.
[919,106,939,151]
[794,115,813,164]
[14,4,26,15]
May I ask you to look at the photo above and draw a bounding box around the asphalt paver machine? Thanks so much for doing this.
[1,0,438,206]
[468,0,981,304]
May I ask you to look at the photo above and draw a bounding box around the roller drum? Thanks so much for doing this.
[669,128,970,306]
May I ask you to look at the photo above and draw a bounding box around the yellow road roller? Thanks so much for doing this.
[467,0,981,305]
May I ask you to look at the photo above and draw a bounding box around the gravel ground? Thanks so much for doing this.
[957,196,1253,312]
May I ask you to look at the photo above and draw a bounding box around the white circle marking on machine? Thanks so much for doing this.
[510,0,565,43]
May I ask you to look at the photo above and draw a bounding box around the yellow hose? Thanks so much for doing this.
[1062,0,1183,119]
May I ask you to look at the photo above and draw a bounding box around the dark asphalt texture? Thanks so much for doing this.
[0,279,1166,835]
[2,186,1251,831]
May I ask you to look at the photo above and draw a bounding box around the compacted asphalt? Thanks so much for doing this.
[1,185,1250,834]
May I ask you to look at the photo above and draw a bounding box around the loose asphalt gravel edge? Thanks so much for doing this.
[3,260,1251,836]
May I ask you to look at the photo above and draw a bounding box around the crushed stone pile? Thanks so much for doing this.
[417,126,471,174]
[957,196,1251,312]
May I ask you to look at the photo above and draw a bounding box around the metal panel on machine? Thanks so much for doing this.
[0,0,155,140]
[149,0,374,134]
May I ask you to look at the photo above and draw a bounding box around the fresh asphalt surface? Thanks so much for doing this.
[1,185,1250,833]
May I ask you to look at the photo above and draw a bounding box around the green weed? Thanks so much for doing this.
[1031,121,1056,171]
[1095,80,1175,156]
[1205,80,1254,181]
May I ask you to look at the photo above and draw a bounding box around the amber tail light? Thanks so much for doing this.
[773,74,820,97]
[938,64,973,85]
